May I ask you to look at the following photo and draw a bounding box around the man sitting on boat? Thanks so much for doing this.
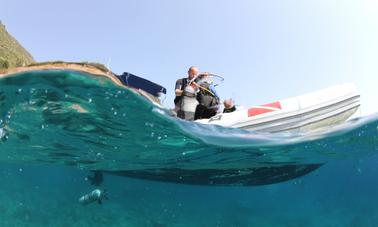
[223,99,236,113]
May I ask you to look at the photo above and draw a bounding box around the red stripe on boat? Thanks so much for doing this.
[248,101,282,117]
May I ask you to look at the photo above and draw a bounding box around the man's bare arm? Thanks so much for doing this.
[175,89,183,96]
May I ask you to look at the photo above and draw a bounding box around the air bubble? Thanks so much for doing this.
[145,122,154,127]
[0,128,6,139]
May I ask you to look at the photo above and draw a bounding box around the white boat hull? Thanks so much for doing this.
[196,83,360,133]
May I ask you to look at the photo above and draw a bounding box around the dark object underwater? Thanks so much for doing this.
[78,189,108,206]
[86,171,104,186]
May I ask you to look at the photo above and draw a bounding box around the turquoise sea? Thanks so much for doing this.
[0,70,377,226]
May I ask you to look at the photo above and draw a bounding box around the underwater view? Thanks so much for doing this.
[0,70,377,226]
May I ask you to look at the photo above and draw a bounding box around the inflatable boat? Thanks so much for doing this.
[115,73,360,133]
[196,83,360,133]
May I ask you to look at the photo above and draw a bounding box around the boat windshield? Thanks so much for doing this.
[195,73,224,87]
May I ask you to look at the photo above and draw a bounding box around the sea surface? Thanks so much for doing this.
[0,70,377,226]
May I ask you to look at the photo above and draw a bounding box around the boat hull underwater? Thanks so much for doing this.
[0,68,365,186]
[104,164,323,186]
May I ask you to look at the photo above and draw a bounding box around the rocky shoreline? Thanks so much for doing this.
[0,61,123,87]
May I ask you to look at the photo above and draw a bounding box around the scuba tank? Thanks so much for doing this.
[78,189,108,205]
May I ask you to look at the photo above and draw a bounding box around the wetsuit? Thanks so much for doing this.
[223,106,236,113]
[175,78,199,120]
[174,78,188,106]
[174,78,188,118]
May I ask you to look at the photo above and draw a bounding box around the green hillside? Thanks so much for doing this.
[0,21,34,69]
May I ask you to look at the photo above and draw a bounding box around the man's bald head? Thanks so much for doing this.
[223,99,234,109]
[188,66,198,80]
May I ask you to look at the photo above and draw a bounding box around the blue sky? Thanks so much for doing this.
[1,0,377,114]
